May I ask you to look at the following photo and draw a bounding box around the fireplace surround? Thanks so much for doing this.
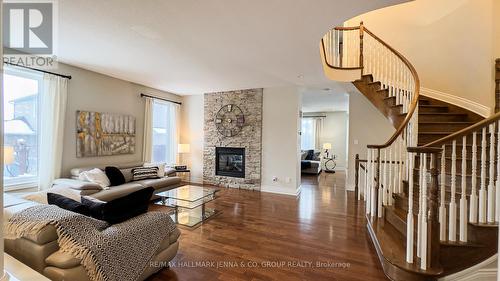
[203,89,262,190]
[215,147,245,178]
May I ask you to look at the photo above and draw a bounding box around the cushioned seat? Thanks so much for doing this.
[134,177,182,191]
[90,183,144,201]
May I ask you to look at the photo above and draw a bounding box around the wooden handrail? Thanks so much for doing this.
[320,24,421,150]
[320,39,364,70]
[364,26,420,149]
[334,26,360,31]
[422,111,500,147]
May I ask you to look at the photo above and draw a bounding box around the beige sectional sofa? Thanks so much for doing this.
[4,162,183,281]
[63,162,183,201]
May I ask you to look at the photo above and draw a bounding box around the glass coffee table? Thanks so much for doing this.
[155,185,220,227]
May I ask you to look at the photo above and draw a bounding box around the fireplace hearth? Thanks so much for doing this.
[216,147,245,178]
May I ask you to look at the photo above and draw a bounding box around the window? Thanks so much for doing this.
[151,100,179,165]
[3,68,43,188]
[301,118,316,150]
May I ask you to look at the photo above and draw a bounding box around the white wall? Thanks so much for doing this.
[180,95,204,183]
[347,0,496,109]
[261,87,301,195]
[57,63,182,176]
[346,88,395,190]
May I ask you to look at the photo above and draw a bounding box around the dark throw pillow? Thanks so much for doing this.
[105,166,126,186]
[131,167,159,181]
[47,193,90,216]
[305,149,315,160]
[81,187,154,224]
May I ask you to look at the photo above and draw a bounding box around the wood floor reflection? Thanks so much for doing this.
[148,171,387,281]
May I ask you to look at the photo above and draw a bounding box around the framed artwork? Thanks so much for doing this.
[76,110,136,157]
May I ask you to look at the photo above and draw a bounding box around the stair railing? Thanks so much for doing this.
[408,111,500,270]
[322,22,421,266]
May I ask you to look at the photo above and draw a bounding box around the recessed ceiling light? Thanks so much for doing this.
[297,75,304,79]
[323,88,331,91]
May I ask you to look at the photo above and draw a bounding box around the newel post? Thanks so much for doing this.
[427,150,442,270]
[355,154,360,197]
[359,21,364,76]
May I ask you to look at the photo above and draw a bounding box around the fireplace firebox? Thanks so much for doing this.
[215,147,245,178]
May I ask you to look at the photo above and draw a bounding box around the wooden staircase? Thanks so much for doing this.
[321,23,499,281]
[354,73,497,280]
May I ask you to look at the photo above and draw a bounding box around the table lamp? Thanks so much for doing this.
[176,144,190,170]
[323,143,332,158]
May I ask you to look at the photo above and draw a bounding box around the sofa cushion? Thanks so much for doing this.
[119,167,135,183]
[89,182,144,202]
[134,177,181,190]
[132,167,159,181]
[45,251,82,269]
[304,149,315,160]
[52,179,102,192]
[78,168,110,188]
[81,187,154,224]
[105,166,126,186]
[47,193,90,216]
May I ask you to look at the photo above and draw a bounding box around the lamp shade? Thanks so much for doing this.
[323,143,332,150]
[178,144,191,153]
[4,146,15,165]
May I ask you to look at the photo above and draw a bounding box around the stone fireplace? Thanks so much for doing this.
[203,89,262,190]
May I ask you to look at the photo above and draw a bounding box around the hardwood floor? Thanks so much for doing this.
[148,172,387,281]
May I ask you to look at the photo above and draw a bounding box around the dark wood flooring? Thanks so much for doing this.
[147,172,387,281]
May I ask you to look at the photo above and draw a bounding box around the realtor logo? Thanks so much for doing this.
[3,2,53,55]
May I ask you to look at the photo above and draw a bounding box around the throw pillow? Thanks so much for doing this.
[81,187,154,224]
[300,151,308,160]
[104,166,126,186]
[47,193,90,216]
[144,162,166,177]
[78,168,111,189]
[132,167,159,181]
[305,150,315,160]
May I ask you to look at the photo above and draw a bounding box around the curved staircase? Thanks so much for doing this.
[320,23,499,280]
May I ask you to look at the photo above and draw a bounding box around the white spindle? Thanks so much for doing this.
[460,136,468,242]
[488,123,496,223]
[420,153,428,270]
[371,149,377,216]
[479,128,487,223]
[383,149,388,205]
[366,150,372,215]
[449,140,457,242]
[417,153,423,257]
[470,132,478,223]
[496,121,500,223]
[388,147,393,205]
[398,137,403,193]
[439,145,447,241]
[406,152,414,263]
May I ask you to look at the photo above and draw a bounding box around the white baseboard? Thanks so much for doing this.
[421,87,492,118]
[261,185,300,196]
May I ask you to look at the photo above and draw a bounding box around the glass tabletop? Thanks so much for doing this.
[157,185,219,202]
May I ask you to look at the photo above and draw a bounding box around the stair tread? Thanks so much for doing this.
[367,216,443,276]
[419,122,474,124]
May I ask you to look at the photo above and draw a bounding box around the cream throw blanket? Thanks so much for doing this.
[5,205,176,281]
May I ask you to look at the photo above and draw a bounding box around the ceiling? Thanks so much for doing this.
[57,0,407,95]
[301,85,350,113]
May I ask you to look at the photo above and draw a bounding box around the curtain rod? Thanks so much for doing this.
[4,62,72,79]
[140,93,182,105]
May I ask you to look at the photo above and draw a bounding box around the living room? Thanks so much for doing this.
[1,0,500,281]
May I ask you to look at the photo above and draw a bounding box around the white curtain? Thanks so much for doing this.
[314,117,324,150]
[39,74,68,190]
[142,97,154,162]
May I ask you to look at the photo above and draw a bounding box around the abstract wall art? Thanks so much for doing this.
[76,111,136,157]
